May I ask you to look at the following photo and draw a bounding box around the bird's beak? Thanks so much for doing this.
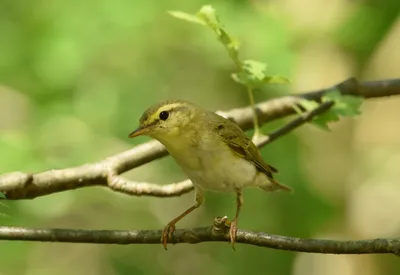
[128,126,149,138]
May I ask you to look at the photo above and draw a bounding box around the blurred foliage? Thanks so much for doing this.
[335,0,400,69]
[0,0,399,275]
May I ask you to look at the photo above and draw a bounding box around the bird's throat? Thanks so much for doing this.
[154,129,200,169]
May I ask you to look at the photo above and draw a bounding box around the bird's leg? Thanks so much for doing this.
[162,187,204,250]
[229,189,243,250]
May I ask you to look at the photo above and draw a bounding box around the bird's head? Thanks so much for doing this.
[128,100,198,141]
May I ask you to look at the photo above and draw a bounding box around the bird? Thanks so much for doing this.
[128,100,291,249]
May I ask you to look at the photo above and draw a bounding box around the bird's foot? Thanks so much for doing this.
[161,223,176,250]
[229,219,238,251]
[212,216,238,250]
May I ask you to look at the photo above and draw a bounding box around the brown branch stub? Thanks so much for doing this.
[211,216,231,236]
[0,225,399,255]
[0,78,399,200]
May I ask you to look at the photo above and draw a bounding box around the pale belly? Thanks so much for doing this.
[157,128,273,192]
[171,142,267,192]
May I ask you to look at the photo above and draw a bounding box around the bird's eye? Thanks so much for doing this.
[159,111,169,121]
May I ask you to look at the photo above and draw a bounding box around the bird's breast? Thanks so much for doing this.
[177,137,258,192]
[158,131,259,192]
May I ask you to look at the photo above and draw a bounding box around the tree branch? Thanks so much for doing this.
[0,78,399,200]
[0,217,399,255]
[256,100,334,147]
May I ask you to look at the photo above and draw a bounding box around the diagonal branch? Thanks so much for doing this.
[0,218,399,255]
[0,78,399,200]
[256,100,334,147]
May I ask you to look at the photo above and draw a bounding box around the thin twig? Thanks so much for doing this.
[258,101,335,146]
[247,86,261,137]
[0,78,399,200]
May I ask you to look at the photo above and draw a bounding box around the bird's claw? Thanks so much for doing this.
[213,216,238,250]
[161,223,176,250]
[229,219,238,251]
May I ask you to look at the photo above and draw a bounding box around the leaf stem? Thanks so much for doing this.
[247,86,260,137]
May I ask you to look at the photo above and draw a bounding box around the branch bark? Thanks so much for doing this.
[0,78,399,200]
[1,78,399,254]
[0,218,399,255]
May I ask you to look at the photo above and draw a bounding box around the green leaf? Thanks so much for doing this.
[322,90,363,116]
[0,192,6,199]
[295,100,337,130]
[243,60,267,80]
[169,6,240,64]
[168,11,206,25]
[297,90,363,131]
[312,112,340,131]
[231,60,267,87]
[232,60,290,88]
[197,5,240,65]
[197,5,220,29]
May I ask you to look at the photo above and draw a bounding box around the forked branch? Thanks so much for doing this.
[0,77,399,253]
[0,78,399,200]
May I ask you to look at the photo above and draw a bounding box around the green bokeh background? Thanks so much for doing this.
[1,0,399,274]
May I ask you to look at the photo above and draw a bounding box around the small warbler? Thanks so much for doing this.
[129,100,291,249]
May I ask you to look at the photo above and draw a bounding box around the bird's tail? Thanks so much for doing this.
[259,179,292,192]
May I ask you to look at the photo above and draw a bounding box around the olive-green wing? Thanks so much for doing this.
[210,113,278,178]
[227,138,278,178]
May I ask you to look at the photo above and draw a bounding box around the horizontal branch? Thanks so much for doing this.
[0,78,399,200]
[0,218,399,255]
[233,77,400,130]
